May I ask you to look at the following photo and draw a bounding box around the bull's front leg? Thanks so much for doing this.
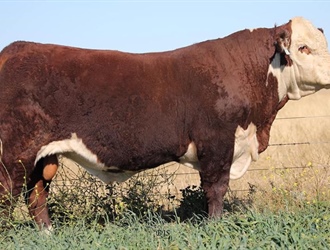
[197,139,233,218]
[25,154,58,232]
[199,165,231,217]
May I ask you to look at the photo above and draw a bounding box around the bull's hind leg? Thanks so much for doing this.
[26,154,58,230]
[0,165,19,226]
[0,160,27,227]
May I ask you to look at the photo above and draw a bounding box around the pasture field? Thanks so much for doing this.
[1,202,329,249]
[0,158,329,249]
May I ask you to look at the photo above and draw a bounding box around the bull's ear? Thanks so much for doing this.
[274,30,293,66]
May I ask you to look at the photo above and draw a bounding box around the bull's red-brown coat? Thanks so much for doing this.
[1,17,327,229]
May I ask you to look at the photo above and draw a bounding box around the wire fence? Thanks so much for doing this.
[230,114,330,195]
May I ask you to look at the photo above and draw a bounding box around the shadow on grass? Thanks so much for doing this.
[0,180,259,231]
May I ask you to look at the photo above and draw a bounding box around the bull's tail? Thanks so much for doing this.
[0,138,3,163]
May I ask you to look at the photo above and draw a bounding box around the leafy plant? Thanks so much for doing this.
[176,185,207,221]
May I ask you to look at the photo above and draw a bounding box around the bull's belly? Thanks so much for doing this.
[35,133,140,183]
[62,152,140,183]
[35,122,258,184]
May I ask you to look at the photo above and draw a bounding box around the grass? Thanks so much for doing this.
[1,157,329,249]
[1,202,329,249]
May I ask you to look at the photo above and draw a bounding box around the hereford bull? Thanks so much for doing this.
[0,17,329,231]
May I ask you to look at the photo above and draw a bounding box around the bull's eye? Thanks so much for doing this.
[299,45,307,50]
[298,45,311,54]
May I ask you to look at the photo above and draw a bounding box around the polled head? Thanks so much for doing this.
[270,17,330,100]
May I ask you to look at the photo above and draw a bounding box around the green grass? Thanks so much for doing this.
[1,164,329,249]
[1,202,329,250]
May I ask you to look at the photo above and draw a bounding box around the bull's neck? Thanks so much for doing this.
[267,53,301,101]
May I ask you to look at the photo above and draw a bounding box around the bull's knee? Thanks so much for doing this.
[42,155,58,181]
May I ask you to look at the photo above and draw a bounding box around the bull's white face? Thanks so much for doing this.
[274,17,330,100]
[231,17,330,180]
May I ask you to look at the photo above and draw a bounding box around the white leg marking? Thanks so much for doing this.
[230,123,259,179]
